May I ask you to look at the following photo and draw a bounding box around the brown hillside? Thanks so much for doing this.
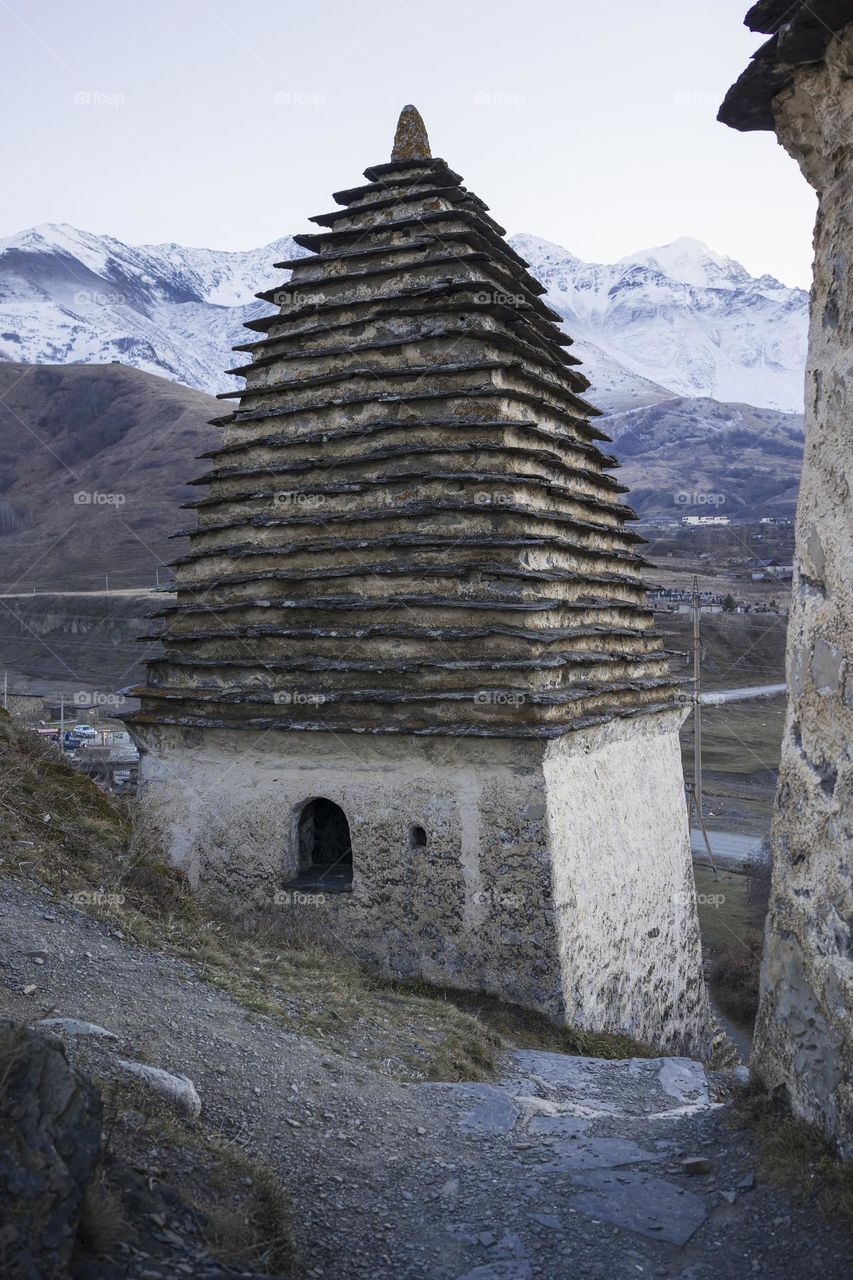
[0,362,220,592]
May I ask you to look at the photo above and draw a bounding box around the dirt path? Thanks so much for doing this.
[0,873,849,1280]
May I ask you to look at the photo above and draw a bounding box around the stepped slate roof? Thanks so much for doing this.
[129,107,685,737]
[719,0,853,131]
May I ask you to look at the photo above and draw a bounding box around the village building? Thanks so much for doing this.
[721,0,853,1155]
[128,107,710,1054]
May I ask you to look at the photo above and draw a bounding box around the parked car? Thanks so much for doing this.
[71,724,98,737]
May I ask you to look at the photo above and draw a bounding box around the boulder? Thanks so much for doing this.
[116,1059,202,1119]
[0,1021,102,1278]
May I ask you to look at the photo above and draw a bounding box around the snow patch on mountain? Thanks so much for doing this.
[617,236,751,290]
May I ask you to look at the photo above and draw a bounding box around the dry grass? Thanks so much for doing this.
[736,1083,853,1227]
[202,1152,294,1275]
[0,1020,28,1095]
[76,1174,127,1256]
[96,1076,294,1276]
[393,984,657,1062]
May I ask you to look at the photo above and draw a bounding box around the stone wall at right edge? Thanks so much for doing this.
[752,27,853,1157]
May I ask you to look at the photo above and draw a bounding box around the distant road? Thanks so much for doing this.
[690,828,767,867]
[701,683,786,705]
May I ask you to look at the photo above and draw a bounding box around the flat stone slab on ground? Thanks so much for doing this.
[504,1052,715,1120]
[526,1113,591,1138]
[569,1170,708,1244]
[419,1082,521,1136]
[536,1135,664,1172]
[456,1232,531,1280]
[460,1086,520,1137]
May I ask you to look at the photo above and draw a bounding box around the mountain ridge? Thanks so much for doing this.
[0,222,807,413]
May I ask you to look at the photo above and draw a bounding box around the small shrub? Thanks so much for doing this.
[709,853,772,1030]
[737,1083,853,1225]
[0,1021,27,1095]
[120,861,192,913]
[203,1161,293,1276]
[76,1174,127,1256]
[710,927,764,1026]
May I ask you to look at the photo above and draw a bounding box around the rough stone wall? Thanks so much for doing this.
[752,26,853,1156]
[134,713,709,1054]
[135,724,564,1015]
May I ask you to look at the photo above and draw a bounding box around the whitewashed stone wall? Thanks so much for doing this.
[544,711,709,1053]
[133,712,710,1057]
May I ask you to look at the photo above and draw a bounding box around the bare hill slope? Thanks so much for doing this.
[0,362,219,591]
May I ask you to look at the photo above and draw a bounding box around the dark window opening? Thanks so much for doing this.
[289,797,353,891]
[409,824,428,850]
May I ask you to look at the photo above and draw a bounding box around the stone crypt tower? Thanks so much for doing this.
[129,107,710,1054]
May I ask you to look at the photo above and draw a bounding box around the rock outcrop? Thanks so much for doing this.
[0,1022,102,1276]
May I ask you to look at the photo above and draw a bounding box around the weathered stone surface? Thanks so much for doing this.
[569,1170,708,1244]
[117,1059,202,1118]
[37,1016,118,1040]
[457,1232,531,1280]
[682,1156,712,1175]
[436,1052,714,1244]
[129,111,687,740]
[134,715,710,1054]
[458,1086,521,1136]
[527,1113,591,1137]
[535,1135,662,1172]
[718,1,853,131]
[391,104,431,161]
[504,1052,715,1117]
[0,1022,102,1276]
[723,15,853,1157]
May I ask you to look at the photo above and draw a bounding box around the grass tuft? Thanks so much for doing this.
[736,1082,853,1226]
[0,1021,28,1095]
[76,1173,127,1257]
[202,1152,294,1275]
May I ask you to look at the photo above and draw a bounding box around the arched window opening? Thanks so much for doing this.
[290,797,353,891]
[409,824,428,851]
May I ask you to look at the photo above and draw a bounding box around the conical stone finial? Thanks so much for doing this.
[391,104,431,161]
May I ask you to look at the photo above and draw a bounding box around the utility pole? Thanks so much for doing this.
[689,576,718,879]
[59,692,65,741]
[105,574,110,592]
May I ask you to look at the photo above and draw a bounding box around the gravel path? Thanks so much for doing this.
[0,873,849,1280]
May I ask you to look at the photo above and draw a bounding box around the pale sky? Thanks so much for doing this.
[0,0,817,286]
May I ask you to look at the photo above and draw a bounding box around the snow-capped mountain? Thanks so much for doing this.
[618,237,754,289]
[0,223,306,396]
[511,234,808,413]
[0,223,808,413]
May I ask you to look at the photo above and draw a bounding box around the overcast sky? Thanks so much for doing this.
[0,0,817,286]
